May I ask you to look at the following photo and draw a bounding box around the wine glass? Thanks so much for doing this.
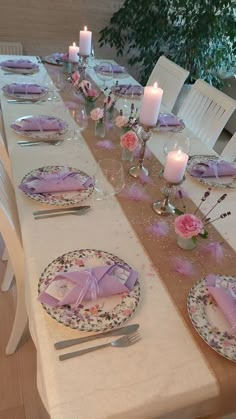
[95,61,113,88]
[94,158,125,200]
[163,133,190,157]
[67,105,88,142]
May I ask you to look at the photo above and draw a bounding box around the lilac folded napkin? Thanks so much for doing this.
[189,159,236,178]
[5,83,45,94]
[158,114,182,127]
[113,84,143,95]
[51,53,64,61]
[206,274,236,333]
[95,64,126,74]
[0,59,36,69]
[11,116,66,132]
[38,263,138,307]
[19,171,94,194]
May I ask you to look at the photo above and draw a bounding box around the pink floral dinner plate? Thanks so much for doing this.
[38,249,141,331]
[20,165,94,206]
[187,275,236,362]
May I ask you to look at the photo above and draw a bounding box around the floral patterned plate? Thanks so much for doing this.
[1,63,39,74]
[2,83,48,100]
[11,115,68,140]
[154,114,185,133]
[38,249,141,331]
[42,55,64,66]
[187,275,236,362]
[20,165,94,206]
[187,155,236,189]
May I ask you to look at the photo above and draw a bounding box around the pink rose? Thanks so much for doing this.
[90,107,104,121]
[71,71,80,85]
[120,130,139,151]
[115,115,129,128]
[87,88,98,98]
[174,214,204,239]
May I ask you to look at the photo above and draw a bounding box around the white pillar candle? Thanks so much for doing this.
[139,82,163,127]
[79,26,92,56]
[163,150,189,184]
[69,42,80,62]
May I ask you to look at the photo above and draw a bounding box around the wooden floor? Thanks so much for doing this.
[0,237,49,419]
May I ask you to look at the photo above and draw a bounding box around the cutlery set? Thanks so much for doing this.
[33,205,91,219]
[8,99,47,104]
[54,323,140,360]
[18,139,62,147]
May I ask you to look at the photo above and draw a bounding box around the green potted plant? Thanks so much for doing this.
[99,0,235,88]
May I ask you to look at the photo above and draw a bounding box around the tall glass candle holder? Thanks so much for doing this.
[152,174,185,216]
[129,125,152,178]
[78,55,89,81]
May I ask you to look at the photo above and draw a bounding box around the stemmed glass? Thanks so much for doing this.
[95,61,113,88]
[67,105,88,142]
[163,133,190,157]
[94,158,125,200]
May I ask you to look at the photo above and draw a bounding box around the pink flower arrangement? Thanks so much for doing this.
[115,115,129,128]
[90,107,104,122]
[120,130,139,151]
[174,214,204,239]
[61,53,69,62]
[71,71,80,86]
[78,80,99,102]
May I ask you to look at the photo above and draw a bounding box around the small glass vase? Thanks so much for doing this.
[85,99,96,114]
[122,148,134,162]
[62,61,72,74]
[94,120,106,138]
[177,235,197,250]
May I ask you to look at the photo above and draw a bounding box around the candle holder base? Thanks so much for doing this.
[78,55,89,81]
[152,200,176,216]
[129,164,149,178]
[152,176,185,216]
[128,124,152,179]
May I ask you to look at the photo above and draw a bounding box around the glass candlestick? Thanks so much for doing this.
[78,55,89,80]
[152,175,185,216]
[129,125,152,178]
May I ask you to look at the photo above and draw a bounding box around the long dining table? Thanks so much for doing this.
[0,55,236,419]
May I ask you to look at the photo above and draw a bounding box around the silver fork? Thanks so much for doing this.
[59,332,141,361]
[18,140,62,147]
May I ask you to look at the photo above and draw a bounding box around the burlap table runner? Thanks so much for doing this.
[48,65,236,416]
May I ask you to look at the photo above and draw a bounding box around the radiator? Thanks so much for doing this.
[0,42,23,55]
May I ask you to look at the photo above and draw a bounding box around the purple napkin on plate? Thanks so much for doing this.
[158,114,182,126]
[206,274,236,333]
[95,64,126,74]
[51,53,64,61]
[11,116,66,132]
[19,171,94,194]
[5,83,45,94]
[0,59,36,69]
[38,263,138,307]
[113,84,143,95]
[189,159,236,178]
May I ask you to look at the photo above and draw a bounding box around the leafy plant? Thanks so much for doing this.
[99,0,235,87]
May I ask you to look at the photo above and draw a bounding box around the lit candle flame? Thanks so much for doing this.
[153,82,158,89]
[84,26,87,31]
[177,149,182,158]
[73,42,76,47]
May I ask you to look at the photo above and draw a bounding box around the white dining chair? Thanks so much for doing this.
[177,80,236,148]
[221,132,236,162]
[0,41,23,55]
[0,160,27,355]
[146,56,189,112]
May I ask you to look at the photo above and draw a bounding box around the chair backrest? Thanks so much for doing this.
[0,161,23,276]
[146,56,189,112]
[0,41,23,55]
[178,80,236,148]
[221,132,236,162]
[0,133,13,183]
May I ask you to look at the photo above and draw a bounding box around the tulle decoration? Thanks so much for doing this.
[133,144,152,160]
[146,221,169,237]
[64,101,79,110]
[200,242,224,263]
[171,256,194,276]
[139,173,155,185]
[120,184,152,202]
[96,140,115,150]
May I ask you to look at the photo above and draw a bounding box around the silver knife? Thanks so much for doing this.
[54,324,139,350]
[33,205,90,216]
[8,99,45,104]
[34,207,91,219]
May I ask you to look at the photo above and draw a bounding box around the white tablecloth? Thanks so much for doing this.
[0,55,236,419]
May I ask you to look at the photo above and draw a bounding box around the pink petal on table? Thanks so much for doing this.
[171,256,194,276]
[96,140,115,150]
[120,184,152,202]
[146,221,169,237]
[200,242,224,263]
